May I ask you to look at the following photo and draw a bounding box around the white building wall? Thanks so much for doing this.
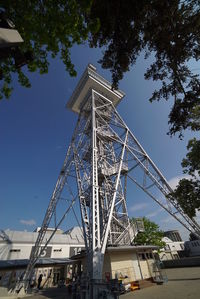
[51,244,69,258]
[8,244,34,260]
[132,253,142,280]
[0,243,12,260]
[0,228,85,261]
[159,237,184,261]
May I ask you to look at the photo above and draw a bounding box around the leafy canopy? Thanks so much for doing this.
[89,0,200,223]
[170,179,200,218]
[182,138,200,178]
[1,0,200,137]
[0,0,99,99]
[131,217,165,248]
[89,0,200,136]
[169,138,200,218]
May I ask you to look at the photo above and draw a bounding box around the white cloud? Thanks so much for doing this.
[20,219,36,226]
[130,203,148,212]
[168,174,191,190]
[160,215,178,224]
[146,207,163,218]
[161,216,174,224]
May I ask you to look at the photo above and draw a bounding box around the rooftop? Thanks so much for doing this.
[0,227,84,245]
[106,245,159,252]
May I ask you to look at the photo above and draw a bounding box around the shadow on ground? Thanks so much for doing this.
[27,286,72,299]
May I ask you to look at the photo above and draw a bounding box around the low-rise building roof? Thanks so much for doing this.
[106,245,158,252]
[0,227,84,245]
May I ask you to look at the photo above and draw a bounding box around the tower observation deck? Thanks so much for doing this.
[67,64,125,113]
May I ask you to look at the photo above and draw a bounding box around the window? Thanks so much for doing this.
[173,254,179,259]
[146,252,153,259]
[138,253,146,260]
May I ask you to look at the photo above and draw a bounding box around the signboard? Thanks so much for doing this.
[31,246,52,258]
[69,247,82,257]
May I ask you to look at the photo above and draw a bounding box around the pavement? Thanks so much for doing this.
[121,267,200,299]
[26,287,71,299]
[1,267,200,299]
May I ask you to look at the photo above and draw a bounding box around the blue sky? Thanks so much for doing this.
[0,43,197,240]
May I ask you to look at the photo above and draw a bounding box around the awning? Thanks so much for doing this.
[0,257,78,271]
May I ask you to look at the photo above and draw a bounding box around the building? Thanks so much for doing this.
[103,246,161,283]
[164,230,182,242]
[74,245,164,289]
[0,227,84,261]
[0,227,164,293]
[0,227,84,291]
[159,236,185,261]
[184,239,200,257]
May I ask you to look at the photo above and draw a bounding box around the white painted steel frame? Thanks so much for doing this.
[19,87,200,294]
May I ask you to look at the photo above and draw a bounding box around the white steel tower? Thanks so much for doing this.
[19,64,200,297]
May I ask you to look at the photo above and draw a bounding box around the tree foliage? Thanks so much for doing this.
[170,178,200,218]
[169,137,200,218]
[0,0,99,99]
[1,1,200,138]
[182,138,200,177]
[89,0,200,136]
[88,0,200,223]
[131,217,165,248]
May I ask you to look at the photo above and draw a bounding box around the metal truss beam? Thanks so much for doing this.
[19,87,200,295]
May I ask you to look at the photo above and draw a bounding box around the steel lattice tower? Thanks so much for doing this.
[19,64,200,297]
